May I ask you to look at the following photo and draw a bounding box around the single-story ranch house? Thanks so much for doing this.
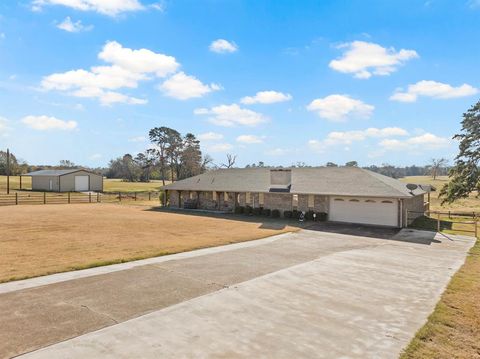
[162,167,428,228]
[25,169,103,192]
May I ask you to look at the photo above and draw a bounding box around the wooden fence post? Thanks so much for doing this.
[134,192,137,201]
[43,192,46,205]
[68,192,71,204]
[475,219,478,239]
[97,193,100,203]
[148,192,151,201]
[89,192,92,203]
[119,192,121,202]
[437,212,441,232]
[15,193,18,205]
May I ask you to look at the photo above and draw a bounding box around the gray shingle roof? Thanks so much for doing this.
[162,167,426,198]
[25,169,89,176]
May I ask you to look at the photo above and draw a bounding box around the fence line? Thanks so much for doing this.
[407,210,478,237]
[0,191,162,207]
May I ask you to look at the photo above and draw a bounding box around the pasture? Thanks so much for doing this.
[0,203,297,283]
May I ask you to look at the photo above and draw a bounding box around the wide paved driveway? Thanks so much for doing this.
[1,227,474,359]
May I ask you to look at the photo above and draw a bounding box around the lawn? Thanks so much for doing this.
[0,175,168,193]
[0,203,298,283]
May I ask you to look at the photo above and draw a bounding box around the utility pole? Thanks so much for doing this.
[6,148,10,194]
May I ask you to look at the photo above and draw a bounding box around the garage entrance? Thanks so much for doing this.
[74,176,89,192]
[329,196,398,227]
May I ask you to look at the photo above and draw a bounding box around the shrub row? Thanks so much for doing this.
[234,206,327,221]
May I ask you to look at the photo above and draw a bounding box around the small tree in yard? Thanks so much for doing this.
[440,100,480,204]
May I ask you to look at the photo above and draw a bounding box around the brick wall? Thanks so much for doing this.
[297,194,309,212]
[403,194,425,226]
[264,193,292,212]
[169,190,180,207]
[314,195,328,212]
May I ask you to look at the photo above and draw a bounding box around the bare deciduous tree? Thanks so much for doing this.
[221,154,237,168]
[427,158,448,180]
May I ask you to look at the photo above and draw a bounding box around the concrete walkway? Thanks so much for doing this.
[1,228,474,359]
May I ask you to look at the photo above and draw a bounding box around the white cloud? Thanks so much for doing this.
[205,142,233,153]
[265,148,291,156]
[160,72,220,100]
[194,104,267,127]
[329,41,418,79]
[198,132,223,141]
[390,80,479,102]
[209,39,238,53]
[307,94,374,121]
[241,91,292,105]
[379,133,450,151]
[308,127,409,153]
[236,135,264,144]
[57,17,93,32]
[42,41,180,105]
[128,136,147,142]
[31,0,144,16]
[21,115,77,131]
[149,1,165,11]
[90,153,102,160]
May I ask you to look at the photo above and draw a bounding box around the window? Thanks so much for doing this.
[246,192,251,204]
[189,192,194,199]
[308,195,314,208]
[259,193,265,206]
[382,200,393,204]
[212,191,217,201]
[292,194,299,207]
[224,192,229,202]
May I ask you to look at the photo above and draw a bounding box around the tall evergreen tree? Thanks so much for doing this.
[440,100,480,204]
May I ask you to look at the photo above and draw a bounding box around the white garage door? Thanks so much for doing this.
[329,197,398,227]
[74,176,89,192]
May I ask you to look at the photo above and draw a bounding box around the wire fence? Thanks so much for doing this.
[0,191,162,206]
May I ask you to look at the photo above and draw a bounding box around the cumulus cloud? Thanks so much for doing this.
[390,80,479,102]
[194,104,267,127]
[56,17,93,32]
[307,94,374,121]
[241,91,292,105]
[32,0,144,16]
[209,39,238,53]
[308,127,409,152]
[42,41,180,105]
[21,115,77,131]
[205,143,233,153]
[236,135,264,144]
[198,132,223,141]
[160,72,220,100]
[379,133,450,151]
[329,41,418,79]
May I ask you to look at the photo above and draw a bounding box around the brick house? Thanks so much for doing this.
[162,167,428,228]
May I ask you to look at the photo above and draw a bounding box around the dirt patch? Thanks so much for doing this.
[0,203,297,283]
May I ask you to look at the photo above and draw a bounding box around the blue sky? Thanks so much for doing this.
[0,0,479,168]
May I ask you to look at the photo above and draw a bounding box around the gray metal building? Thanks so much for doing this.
[25,169,103,192]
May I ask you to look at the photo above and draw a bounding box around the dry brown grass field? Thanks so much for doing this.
[0,203,298,283]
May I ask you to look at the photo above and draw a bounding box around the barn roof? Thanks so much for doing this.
[162,167,427,198]
[25,169,97,176]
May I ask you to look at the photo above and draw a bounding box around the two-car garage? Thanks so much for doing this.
[329,196,399,227]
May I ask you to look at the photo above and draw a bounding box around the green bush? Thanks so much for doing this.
[263,208,271,216]
[272,209,280,218]
[252,207,262,215]
[283,210,292,218]
[234,206,245,214]
[317,212,328,221]
[292,209,300,219]
[245,205,253,215]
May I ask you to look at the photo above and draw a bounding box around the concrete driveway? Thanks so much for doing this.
[0,227,474,359]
